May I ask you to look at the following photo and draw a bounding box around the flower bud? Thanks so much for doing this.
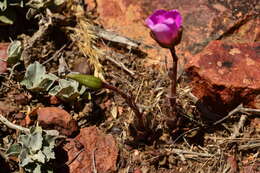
[66,74,103,90]
[145,9,182,48]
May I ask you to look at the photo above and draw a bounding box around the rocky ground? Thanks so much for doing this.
[0,0,259,173]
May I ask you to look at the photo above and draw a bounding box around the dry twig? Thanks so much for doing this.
[42,43,68,65]
[238,143,260,150]
[66,149,85,166]
[0,58,7,62]
[0,114,30,133]
[94,26,141,49]
[0,114,65,139]
[231,114,247,138]
[170,148,214,158]
[92,148,97,173]
[187,92,260,124]
[214,104,243,125]
[214,104,260,125]
[104,51,135,77]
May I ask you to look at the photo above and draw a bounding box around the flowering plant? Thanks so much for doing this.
[146,9,183,129]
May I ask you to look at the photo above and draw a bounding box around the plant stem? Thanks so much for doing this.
[169,47,178,119]
[102,83,145,129]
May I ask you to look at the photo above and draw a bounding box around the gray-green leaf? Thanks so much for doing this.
[7,40,22,64]
[19,149,33,167]
[42,146,55,161]
[19,134,31,147]
[29,126,43,152]
[6,143,22,157]
[49,79,86,101]
[33,163,42,173]
[32,150,45,163]
[21,61,58,91]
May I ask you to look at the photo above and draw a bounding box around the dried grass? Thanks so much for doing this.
[66,0,104,80]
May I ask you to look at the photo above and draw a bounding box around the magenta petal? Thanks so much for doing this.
[145,18,154,28]
[151,23,170,33]
[146,9,167,25]
[151,23,178,45]
[167,10,182,28]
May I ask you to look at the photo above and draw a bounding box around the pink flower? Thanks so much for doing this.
[145,9,182,47]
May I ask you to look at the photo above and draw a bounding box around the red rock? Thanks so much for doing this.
[185,41,260,114]
[37,107,78,136]
[64,126,118,173]
[0,43,9,74]
[92,0,258,68]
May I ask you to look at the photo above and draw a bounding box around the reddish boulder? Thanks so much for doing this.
[0,43,9,74]
[64,126,118,173]
[185,41,260,115]
[37,107,78,136]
